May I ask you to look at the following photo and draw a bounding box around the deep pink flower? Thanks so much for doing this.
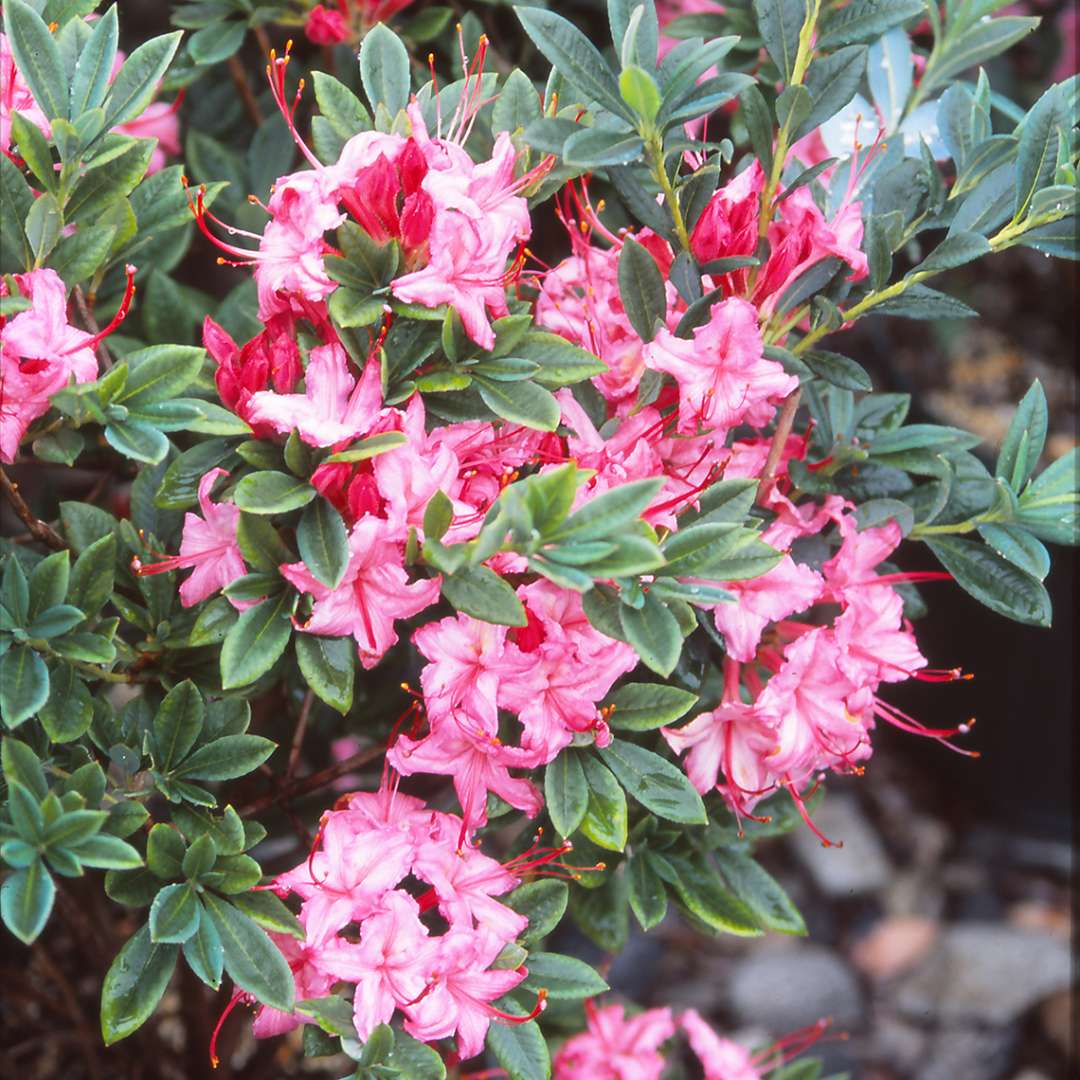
[282,516,441,669]
[305,4,348,44]
[679,1009,761,1080]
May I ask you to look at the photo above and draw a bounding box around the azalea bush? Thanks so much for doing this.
[0,0,1076,1076]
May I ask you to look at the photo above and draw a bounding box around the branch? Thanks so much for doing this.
[239,745,384,816]
[0,467,66,550]
[228,54,264,127]
[72,285,113,370]
[756,389,802,506]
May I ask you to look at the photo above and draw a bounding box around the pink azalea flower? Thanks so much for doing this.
[710,555,824,662]
[663,699,781,814]
[305,3,349,45]
[246,343,382,447]
[689,161,764,289]
[402,928,531,1061]
[282,516,440,669]
[132,468,247,608]
[821,517,903,603]
[273,811,414,933]
[114,99,181,175]
[1,269,99,463]
[679,1009,762,1080]
[388,710,544,832]
[321,890,433,1041]
[553,1001,676,1080]
[644,298,797,435]
[412,824,528,940]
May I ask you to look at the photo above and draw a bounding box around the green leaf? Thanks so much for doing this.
[754,0,806,81]
[620,64,661,122]
[359,22,411,115]
[27,550,69,620]
[619,592,682,677]
[920,16,1039,98]
[235,513,291,573]
[520,952,608,1000]
[617,236,667,343]
[422,489,454,542]
[996,379,1047,489]
[515,6,632,123]
[27,604,85,639]
[493,68,542,134]
[220,591,293,689]
[313,71,371,138]
[0,861,55,944]
[1,646,49,729]
[149,883,200,944]
[817,0,923,48]
[233,471,317,515]
[661,853,763,936]
[3,0,66,124]
[176,734,276,782]
[607,682,698,731]
[69,3,118,116]
[872,283,978,320]
[295,634,355,715]
[26,191,62,262]
[116,345,205,406]
[579,754,628,852]
[100,924,178,1044]
[297,498,350,589]
[102,30,182,130]
[712,849,806,934]
[230,890,305,941]
[183,903,223,989]
[295,995,357,1036]
[977,523,1050,581]
[2,736,48,799]
[203,893,295,1013]
[504,880,569,948]
[915,230,992,275]
[188,20,245,66]
[71,833,142,869]
[547,478,663,544]
[476,377,561,432]
[104,420,169,465]
[147,823,186,879]
[441,564,527,627]
[68,533,116,616]
[485,995,551,1080]
[38,663,93,742]
[628,853,667,930]
[794,46,869,141]
[153,680,205,772]
[598,739,706,824]
[803,350,873,392]
[926,536,1051,626]
[385,1030,447,1079]
[563,126,645,167]
[544,750,589,838]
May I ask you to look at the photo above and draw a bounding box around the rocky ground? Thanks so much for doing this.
[604,742,1074,1079]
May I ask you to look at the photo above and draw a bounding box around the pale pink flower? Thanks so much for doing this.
[282,516,440,669]
[553,1002,676,1080]
[1,269,98,463]
[272,811,413,933]
[710,555,824,662]
[114,99,181,175]
[402,928,530,1060]
[321,890,433,1041]
[644,297,797,435]
[246,344,381,447]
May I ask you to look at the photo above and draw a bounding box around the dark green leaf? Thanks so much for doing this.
[359,22,411,115]
[100,924,178,1044]
[618,592,683,676]
[598,739,706,824]
[441,565,526,627]
[233,471,319,515]
[1,646,49,729]
[3,0,66,123]
[183,903,223,988]
[149,883,200,944]
[544,751,589,838]
[607,682,698,731]
[504,880,569,947]
[102,31,182,130]
[176,734,276,782]
[520,952,608,1000]
[0,861,55,944]
[579,754,628,852]
[617,236,667,343]
[220,592,293,689]
[295,634,355,715]
[297,499,350,589]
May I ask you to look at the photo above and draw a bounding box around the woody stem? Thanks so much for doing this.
[0,467,66,550]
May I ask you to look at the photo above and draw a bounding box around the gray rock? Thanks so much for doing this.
[896,923,1072,1025]
[915,1024,1018,1080]
[789,793,893,898]
[728,945,865,1032]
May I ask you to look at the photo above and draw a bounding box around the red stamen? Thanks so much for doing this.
[209,990,247,1068]
[65,265,136,355]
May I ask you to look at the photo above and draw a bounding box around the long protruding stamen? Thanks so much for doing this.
[265,41,322,168]
[784,777,842,847]
[209,990,247,1068]
[488,987,548,1024]
[65,265,137,354]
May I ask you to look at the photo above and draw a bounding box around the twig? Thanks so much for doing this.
[0,467,66,550]
[72,285,113,370]
[756,389,802,507]
[228,54,264,127]
[239,745,384,815]
[286,690,315,782]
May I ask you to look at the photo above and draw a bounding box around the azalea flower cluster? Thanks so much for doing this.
[553,999,829,1080]
[250,783,550,1059]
